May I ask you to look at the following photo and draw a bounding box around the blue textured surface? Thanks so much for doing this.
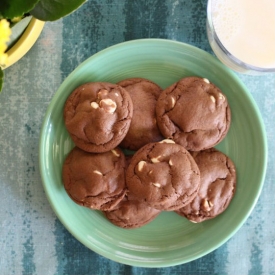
[0,0,275,274]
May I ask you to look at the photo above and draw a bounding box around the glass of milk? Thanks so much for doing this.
[206,0,275,74]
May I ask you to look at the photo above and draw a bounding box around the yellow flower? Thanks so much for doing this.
[11,17,23,24]
[0,19,12,67]
[0,52,8,66]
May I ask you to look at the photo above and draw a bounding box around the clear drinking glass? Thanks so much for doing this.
[206,0,275,74]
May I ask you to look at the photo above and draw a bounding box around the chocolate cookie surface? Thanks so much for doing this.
[156,77,231,151]
[117,78,163,150]
[64,82,133,153]
[176,148,236,222]
[104,196,161,229]
[62,147,126,211]
[125,140,201,211]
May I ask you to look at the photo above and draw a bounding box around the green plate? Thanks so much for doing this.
[39,39,267,267]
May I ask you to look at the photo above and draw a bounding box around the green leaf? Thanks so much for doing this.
[0,68,4,93]
[0,0,39,19]
[30,0,87,21]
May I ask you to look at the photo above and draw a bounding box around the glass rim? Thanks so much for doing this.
[207,0,275,73]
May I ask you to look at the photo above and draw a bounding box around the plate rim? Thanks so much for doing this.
[39,38,268,267]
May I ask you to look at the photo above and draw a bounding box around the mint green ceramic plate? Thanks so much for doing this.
[39,39,267,267]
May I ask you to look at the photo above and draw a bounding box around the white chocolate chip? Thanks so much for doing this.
[114,92,119,97]
[219,93,225,101]
[100,98,117,114]
[91,102,99,109]
[111,149,120,157]
[171,97,176,108]
[210,95,216,103]
[93,170,102,175]
[169,159,173,166]
[203,78,210,84]
[151,156,161,163]
[137,161,146,171]
[148,170,153,175]
[202,199,213,211]
[153,183,161,188]
[202,199,208,209]
[159,139,175,144]
[97,89,109,99]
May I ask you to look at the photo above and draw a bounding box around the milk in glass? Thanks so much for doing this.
[211,0,275,68]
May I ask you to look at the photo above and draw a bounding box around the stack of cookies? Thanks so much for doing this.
[62,77,236,229]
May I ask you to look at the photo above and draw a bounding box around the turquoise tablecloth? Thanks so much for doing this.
[1,1,274,274]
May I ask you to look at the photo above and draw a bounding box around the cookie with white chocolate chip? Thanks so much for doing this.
[104,194,161,229]
[176,148,236,222]
[62,146,127,211]
[156,76,231,151]
[64,82,133,153]
[125,140,201,211]
[117,78,163,150]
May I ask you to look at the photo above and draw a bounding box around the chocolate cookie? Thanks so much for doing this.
[64,82,133,153]
[156,77,231,151]
[125,140,201,211]
[176,148,236,222]
[117,78,163,150]
[104,196,161,229]
[62,147,127,211]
